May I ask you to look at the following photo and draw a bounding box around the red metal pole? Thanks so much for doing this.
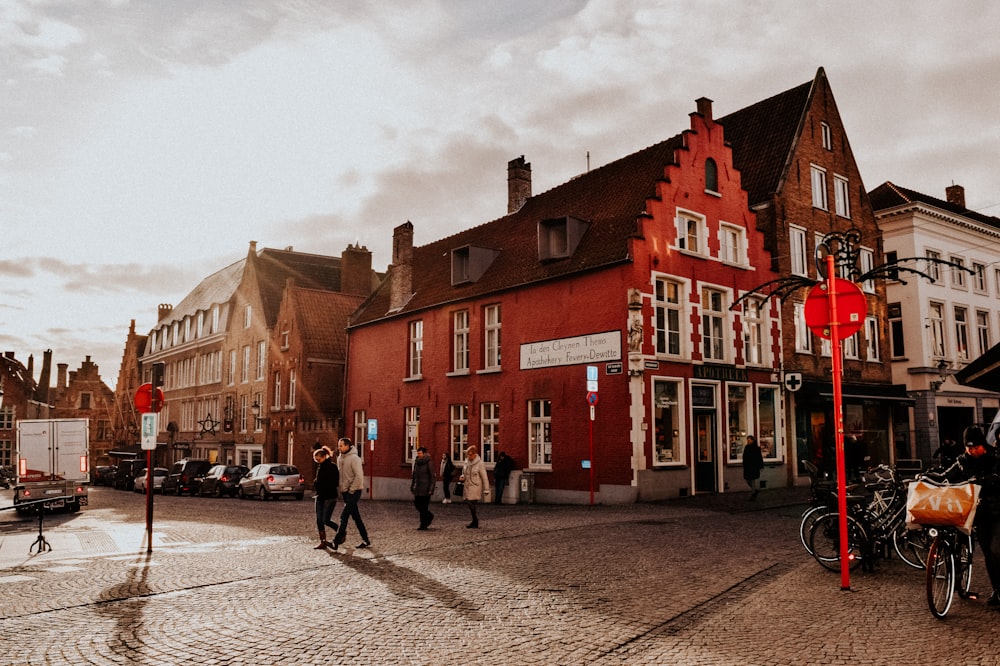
[145,447,153,553]
[827,254,850,590]
[589,413,595,505]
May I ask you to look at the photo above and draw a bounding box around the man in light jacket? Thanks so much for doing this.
[332,438,371,549]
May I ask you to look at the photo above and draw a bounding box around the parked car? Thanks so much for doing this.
[114,459,147,490]
[238,464,305,500]
[162,459,212,496]
[133,467,168,493]
[198,464,249,498]
[92,465,115,486]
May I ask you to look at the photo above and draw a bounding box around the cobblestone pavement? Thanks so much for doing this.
[2,486,999,665]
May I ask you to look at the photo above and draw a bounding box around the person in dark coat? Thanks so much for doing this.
[492,451,515,504]
[440,452,456,504]
[411,447,436,530]
[742,435,764,499]
[312,446,340,549]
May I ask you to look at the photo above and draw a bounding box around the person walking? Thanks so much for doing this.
[493,451,515,505]
[312,446,340,549]
[411,447,436,530]
[742,435,764,499]
[440,452,456,504]
[460,445,490,528]
[332,438,371,550]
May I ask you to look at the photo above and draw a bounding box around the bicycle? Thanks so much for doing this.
[925,525,976,618]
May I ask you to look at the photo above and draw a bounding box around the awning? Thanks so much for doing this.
[801,381,915,404]
[955,343,1000,392]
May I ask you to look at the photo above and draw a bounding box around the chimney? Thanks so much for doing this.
[57,363,68,389]
[508,156,532,214]
[946,184,966,209]
[389,222,414,312]
[26,353,33,378]
[158,303,173,322]
[695,97,713,122]
[341,243,373,297]
[37,349,52,404]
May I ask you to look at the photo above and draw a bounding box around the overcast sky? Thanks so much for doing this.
[2,0,998,389]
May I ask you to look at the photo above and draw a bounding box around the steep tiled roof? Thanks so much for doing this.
[291,287,367,359]
[159,259,244,326]
[717,78,814,206]
[869,181,1000,230]
[256,249,343,327]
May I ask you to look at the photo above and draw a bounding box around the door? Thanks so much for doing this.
[694,410,718,493]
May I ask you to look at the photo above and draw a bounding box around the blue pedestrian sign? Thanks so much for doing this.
[586,365,599,392]
[367,418,378,441]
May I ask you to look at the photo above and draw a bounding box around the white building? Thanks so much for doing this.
[871,182,1000,463]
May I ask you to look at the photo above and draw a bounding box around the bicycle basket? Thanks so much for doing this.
[905,479,980,535]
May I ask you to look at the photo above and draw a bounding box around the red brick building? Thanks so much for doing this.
[345,96,783,502]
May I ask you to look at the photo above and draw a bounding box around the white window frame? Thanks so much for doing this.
[790,226,808,277]
[833,174,850,218]
[405,406,420,464]
[925,250,942,283]
[273,372,282,410]
[528,399,552,469]
[408,320,423,378]
[256,341,266,380]
[955,306,970,361]
[973,262,987,294]
[718,223,745,265]
[480,402,499,465]
[951,256,967,289]
[859,247,875,293]
[929,302,946,358]
[241,346,250,383]
[484,304,501,371]
[244,304,252,329]
[843,330,860,359]
[793,301,812,353]
[810,165,828,210]
[865,316,880,363]
[701,287,728,362]
[977,310,991,357]
[452,309,470,373]
[287,369,296,409]
[450,403,469,462]
[742,296,766,367]
[821,122,832,150]
[676,210,707,256]
[654,277,685,357]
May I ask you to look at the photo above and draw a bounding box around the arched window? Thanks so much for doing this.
[705,158,718,192]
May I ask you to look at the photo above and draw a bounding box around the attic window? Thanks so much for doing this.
[705,158,719,193]
[451,245,499,285]
[538,216,589,261]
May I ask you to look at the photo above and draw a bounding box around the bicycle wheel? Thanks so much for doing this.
[809,512,866,572]
[926,536,955,618]
[957,535,974,598]
[799,505,828,556]
[893,525,931,569]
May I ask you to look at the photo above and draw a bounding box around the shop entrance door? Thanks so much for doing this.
[694,410,718,493]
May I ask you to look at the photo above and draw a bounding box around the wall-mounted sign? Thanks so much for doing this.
[520,331,622,370]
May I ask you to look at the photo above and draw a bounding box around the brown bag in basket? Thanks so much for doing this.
[905,480,980,535]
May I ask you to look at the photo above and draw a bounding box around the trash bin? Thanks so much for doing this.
[503,470,521,505]
[518,471,535,504]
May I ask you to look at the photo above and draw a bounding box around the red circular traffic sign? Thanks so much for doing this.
[134,382,165,413]
[586,392,599,406]
[804,278,867,340]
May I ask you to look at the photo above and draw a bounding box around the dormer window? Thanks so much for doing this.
[538,216,589,261]
[451,245,499,285]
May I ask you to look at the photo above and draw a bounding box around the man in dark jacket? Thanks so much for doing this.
[312,446,340,549]
[493,451,515,504]
[742,435,764,499]
[411,447,436,530]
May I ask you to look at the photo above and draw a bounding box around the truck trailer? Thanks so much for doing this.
[15,418,90,513]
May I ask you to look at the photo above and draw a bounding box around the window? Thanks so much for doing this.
[256,341,266,380]
[676,212,705,254]
[239,394,248,433]
[0,406,14,430]
[859,247,875,293]
[742,297,765,366]
[834,175,850,218]
[925,250,941,282]
[929,302,946,358]
[288,369,296,408]
[211,306,219,334]
[452,310,469,373]
[1,438,13,466]
[484,305,501,370]
[405,406,420,463]
[528,399,552,468]
[977,311,991,357]
[790,226,808,277]
[653,380,683,465]
[794,302,812,353]
[228,350,236,386]
[820,122,832,150]
[654,278,683,356]
[974,263,987,293]
[448,404,468,464]
[865,316,880,362]
[408,320,423,378]
[719,223,745,264]
[726,384,750,463]
[757,387,779,460]
[197,312,205,338]
[701,287,726,362]
[273,372,282,410]
[353,410,367,460]
[253,392,263,432]
[480,402,499,465]
[241,346,251,383]
[537,217,588,261]
[705,158,718,193]
[888,303,905,358]
[244,304,252,328]
[281,330,290,350]
[843,331,860,359]
[885,251,899,281]
[955,306,969,361]
[951,256,966,289]
[810,165,828,210]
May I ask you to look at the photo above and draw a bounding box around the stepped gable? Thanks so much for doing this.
[869,181,1000,230]
[717,77,814,206]
[255,248,342,327]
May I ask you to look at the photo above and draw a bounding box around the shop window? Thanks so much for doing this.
[653,380,684,466]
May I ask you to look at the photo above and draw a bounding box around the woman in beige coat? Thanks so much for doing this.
[460,445,490,528]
